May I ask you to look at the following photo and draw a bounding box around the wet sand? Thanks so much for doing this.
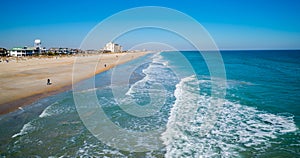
[0,52,148,114]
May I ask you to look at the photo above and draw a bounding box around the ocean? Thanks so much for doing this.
[0,50,299,157]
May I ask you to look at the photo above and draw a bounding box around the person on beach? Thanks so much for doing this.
[47,79,52,85]
[104,64,107,67]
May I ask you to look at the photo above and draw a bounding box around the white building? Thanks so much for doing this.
[10,39,44,56]
[103,42,122,53]
[10,47,39,56]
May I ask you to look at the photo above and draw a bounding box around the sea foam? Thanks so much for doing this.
[161,75,298,157]
[12,122,35,138]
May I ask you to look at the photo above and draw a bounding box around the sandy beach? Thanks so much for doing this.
[0,52,148,114]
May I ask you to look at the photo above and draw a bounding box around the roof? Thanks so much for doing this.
[11,47,36,51]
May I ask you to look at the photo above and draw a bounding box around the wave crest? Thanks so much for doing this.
[161,75,298,157]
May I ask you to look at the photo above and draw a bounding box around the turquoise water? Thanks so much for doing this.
[0,50,299,157]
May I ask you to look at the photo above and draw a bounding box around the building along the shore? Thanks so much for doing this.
[48,48,83,54]
[103,42,122,53]
[10,46,43,56]
[9,39,45,57]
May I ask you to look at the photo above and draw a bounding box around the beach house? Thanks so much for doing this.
[9,39,45,56]
[9,46,41,56]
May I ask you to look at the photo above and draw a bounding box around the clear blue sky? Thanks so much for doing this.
[1,0,299,50]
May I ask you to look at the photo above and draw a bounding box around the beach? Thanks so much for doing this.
[0,52,148,114]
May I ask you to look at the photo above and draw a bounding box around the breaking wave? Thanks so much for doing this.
[161,75,298,157]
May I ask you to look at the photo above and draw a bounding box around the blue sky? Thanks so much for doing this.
[0,0,299,50]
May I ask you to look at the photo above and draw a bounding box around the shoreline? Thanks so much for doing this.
[0,52,149,115]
